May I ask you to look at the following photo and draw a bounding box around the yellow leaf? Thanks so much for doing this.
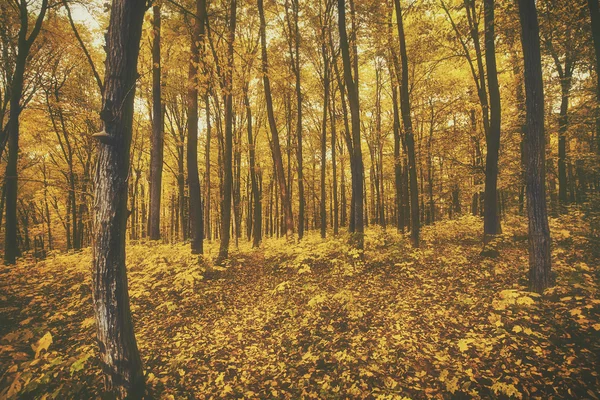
[512,325,523,333]
[592,323,600,331]
[81,317,95,329]
[516,296,534,306]
[457,339,470,352]
[32,332,52,358]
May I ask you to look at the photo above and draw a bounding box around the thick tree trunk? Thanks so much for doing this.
[187,0,207,255]
[92,0,146,397]
[518,0,552,293]
[483,0,502,241]
[259,0,293,238]
[590,0,600,161]
[148,5,163,241]
[394,0,419,247]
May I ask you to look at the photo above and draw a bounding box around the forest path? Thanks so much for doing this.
[0,215,599,398]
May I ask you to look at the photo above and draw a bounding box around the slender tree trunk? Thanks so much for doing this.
[217,0,237,261]
[148,5,164,241]
[394,0,419,247]
[259,0,293,238]
[330,85,339,235]
[483,0,502,240]
[518,0,552,293]
[320,28,329,239]
[338,0,364,249]
[4,0,48,264]
[91,0,146,397]
[204,94,212,240]
[244,86,261,247]
[557,78,572,209]
[187,0,207,255]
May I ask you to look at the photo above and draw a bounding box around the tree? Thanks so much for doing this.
[588,0,600,168]
[148,4,164,241]
[3,0,49,265]
[259,0,294,238]
[91,0,146,396]
[338,0,364,249]
[217,0,237,261]
[517,0,552,293]
[188,0,207,254]
[483,0,501,240]
[393,0,419,247]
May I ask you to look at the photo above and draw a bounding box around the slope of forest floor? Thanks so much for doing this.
[0,214,599,399]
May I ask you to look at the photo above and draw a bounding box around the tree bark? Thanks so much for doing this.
[187,0,207,254]
[518,0,552,293]
[338,0,364,249]
[148,4,164,241]
[394,0,419,247]
[259,0,293,238]
[244,85,261,247]
[92,0,146,397]
[320,21,329,239]
[4,0,48,265]
[483,0,502,240]
[217,0,237,261]
[589,0,600,160]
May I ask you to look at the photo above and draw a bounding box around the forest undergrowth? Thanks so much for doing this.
[0,214,598,399]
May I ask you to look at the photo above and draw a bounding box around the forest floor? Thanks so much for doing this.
[0,214,599,399]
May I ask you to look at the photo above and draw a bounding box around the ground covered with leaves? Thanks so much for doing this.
[1,215,599,399]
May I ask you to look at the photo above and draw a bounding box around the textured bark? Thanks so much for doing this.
[244,85,261,247]
[148,5,163,241]
[217,0,237,261]
[321,24,329,239]
[4,0,48,265]
[483,0,502,239]
[187,0,207,254]
[204,94,211,240]
[394,0,419,247]
[518,0,552,293]
[338,0,364,249]
[590,0,600,158]
[259,0,293,238]
[92,0,146,397]
[330,84,339,235]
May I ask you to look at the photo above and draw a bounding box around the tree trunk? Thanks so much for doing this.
[244,85,261,247]
[217,0,237,261]
[321,27,329,239]
[259,0,293,238]
[483,0,502,241]
[92,0,146,397]
[518,0,552,293]
[330,84,339,235]
[148,5,164,241]
[4,0,48,265]
[187,0,207,255]
[557,77,572,209]
[204,94,212,240]
[394,0,419,247]
[590,0,600,163]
